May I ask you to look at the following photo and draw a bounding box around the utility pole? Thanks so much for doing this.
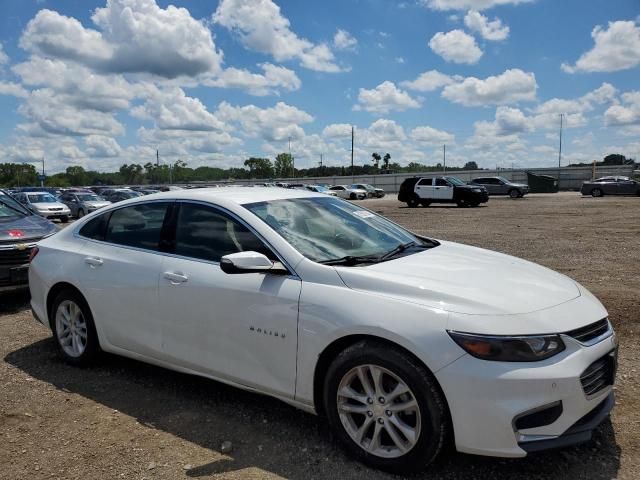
[558,113,564,190]
[156,149,159,167]
[443,144,446,173]
[41,157,45,187]
[351,126,354,177]
[319,153,323,169]
[288,136,294,178]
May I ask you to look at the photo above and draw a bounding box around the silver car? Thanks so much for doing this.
[14,191,71,223]
[60,192,111,218]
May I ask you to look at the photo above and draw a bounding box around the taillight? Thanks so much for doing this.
[29,246,39,262]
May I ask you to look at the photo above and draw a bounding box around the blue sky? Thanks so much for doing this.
[0,0,638,173]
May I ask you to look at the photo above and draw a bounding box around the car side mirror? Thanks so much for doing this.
[220,251,288,275]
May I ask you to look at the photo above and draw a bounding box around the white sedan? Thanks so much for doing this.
[328,185,367,200]
[28,188,616,473]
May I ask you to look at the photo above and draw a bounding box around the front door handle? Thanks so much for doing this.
[163,272,188,284]
[84,257,103,267]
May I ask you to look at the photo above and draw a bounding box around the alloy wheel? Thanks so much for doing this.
[55,300,88,357]
[336,364,421,458]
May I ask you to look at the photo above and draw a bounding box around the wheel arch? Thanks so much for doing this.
[46,282,90,330]
[312,334,450,420]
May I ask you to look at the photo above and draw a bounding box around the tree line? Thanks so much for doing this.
[1,152,632,188]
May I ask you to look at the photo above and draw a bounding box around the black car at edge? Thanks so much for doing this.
[0,190,57,292]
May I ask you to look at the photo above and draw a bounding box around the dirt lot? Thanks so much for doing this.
[1,192,639,480]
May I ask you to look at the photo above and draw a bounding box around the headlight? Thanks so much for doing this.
[472,188,482,192]
[447,331,565,362]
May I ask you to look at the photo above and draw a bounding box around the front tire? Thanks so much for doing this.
[508,189,519,199]
[323,340,450,474]
[50,289,100,366]
[60,215,69,223]
[350,192,357,200]
[77,209,85,218]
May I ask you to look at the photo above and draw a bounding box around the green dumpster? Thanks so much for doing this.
[526,171,558,193]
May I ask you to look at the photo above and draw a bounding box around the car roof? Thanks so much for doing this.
[125,186,324,205]
[25,191,52,195]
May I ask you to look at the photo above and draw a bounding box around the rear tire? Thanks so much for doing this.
[591,188,603,197]
[323,340,450,474]
[350,193,357,200]
[50,289,100,366]
[407,195,420,208]
[77,209,85,219]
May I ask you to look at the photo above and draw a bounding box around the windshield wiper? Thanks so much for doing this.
[319,254,381,266]
[379,241,431,261]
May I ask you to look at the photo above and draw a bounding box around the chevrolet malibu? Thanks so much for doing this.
[28,188,617,473]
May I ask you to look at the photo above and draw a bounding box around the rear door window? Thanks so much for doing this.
[435,178,449,186]
[104,202,170,251]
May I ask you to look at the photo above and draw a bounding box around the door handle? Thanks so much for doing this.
[84,257,103,267]
[163,272,188,284]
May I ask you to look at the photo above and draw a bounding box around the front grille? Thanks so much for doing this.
[580,351,616,397]
[565,318,610,344]
[48,208,63,211]
[0,248,32,267]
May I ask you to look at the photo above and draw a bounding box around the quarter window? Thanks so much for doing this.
[174,203,272,262]
[104,202,169,251]
[79,212,110,241]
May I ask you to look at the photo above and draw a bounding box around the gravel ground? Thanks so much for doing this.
[1,192,638,480]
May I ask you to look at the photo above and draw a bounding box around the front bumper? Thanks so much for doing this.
[435,331,617,457]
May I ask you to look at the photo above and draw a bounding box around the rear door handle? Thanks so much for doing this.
[163,272,188,284]
[84,257,103,267]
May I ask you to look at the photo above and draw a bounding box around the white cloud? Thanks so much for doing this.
[131,87,226,131]
[410,125,455,145]
[442,68,537,106]
[604,91,640,126]
[429,30,483,64]
[21,2,223,79]
[368,119,406,142]
[213,0,341,72]
[421,0,533,11]
[322,123,352,138]
[562,21,640,73]
[401,70,458,92]
[18,89,125,137]
[333,29,358,50]
[0,82,29,98]
[204,63,301,96]
[494,106,530,134]
[463,10,509,41]
[13,57,135,111]
[216,101,314,141]
[0,43,9,65]
[354,81,422,114]
[85,135,122,157]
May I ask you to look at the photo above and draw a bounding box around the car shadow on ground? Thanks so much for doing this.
[5,339,621,480]
[0,290,31,315]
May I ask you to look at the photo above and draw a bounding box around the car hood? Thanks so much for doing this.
[508,183,529,188]
[334,241,580,315]
[84,201,111,208]
[0,214,57,242]
[31,202,68,210]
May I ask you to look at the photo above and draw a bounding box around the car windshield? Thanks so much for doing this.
[77,194,103,201]
[245,196,427,263]
[0,192,29,218]
[28,193,57,203]
[444,177,465,186]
